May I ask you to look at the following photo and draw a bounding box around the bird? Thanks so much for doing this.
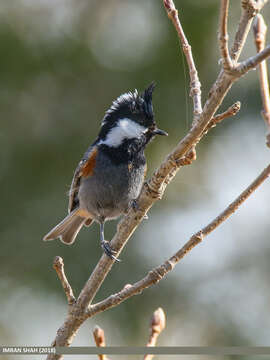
[43,82,168,261]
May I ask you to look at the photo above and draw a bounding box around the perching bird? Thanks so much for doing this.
[43,83,167,261]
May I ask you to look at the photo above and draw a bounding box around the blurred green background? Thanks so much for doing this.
[1,1,270,359]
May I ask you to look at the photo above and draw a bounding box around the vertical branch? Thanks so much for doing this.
[53,257,76,305]
[163,0,202,120]
[230,1,257,61]
[219,0,234,71]
[253,14,270,147]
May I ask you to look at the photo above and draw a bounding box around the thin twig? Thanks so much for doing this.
[219,0,234,71]
[161,101,240,189]
[230,3,253,61]
[253,14,270,147]
[146,0,268,196]
[87,163,270,317]
[163,0,202,119]
[206,101,241,132]
[93,326,109,360]
[229,0,269,62]
[143,308,166,360]
[53,257,76,305]
[236,43,270,75]
[162,102,240,190]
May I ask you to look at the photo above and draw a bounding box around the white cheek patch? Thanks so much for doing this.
[99,118,147,147]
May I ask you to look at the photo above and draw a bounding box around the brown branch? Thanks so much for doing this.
[230,0,269,62]
[230,2,254,61]
[161,101,240,189]
[219,0,234,71]
[235,43,270,75]
[53,257,76,306]
[147,0,269,198]
[147,0,269,196]
[162,101,240,191]
[253,14,270,147]
[143,308,166,360]
[206,101,241,132]
[93,326,109,360]
[163,0,202,119]
[47,1,270,357]
[87,163,270,317]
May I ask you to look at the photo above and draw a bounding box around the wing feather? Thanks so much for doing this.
[68,145,98,213]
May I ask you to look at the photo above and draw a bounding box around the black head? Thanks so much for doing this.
[98,83,168,145]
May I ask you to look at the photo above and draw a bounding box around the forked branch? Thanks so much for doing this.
[86,163,270,317]
[205,101,241,134]
[47,1,270,358]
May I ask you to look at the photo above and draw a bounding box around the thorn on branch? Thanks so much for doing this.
[143,308,166,360]
[53,256,76,306]
[253,14,270,148]
[93,326,109,360]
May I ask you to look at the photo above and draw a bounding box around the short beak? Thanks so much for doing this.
[153,128,168,136]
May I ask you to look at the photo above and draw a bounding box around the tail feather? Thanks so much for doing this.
[59,216,85,244]
[43,209,92,245]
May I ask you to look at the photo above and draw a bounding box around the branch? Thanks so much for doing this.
[163,0,202,119]
[147,0,269,197]
[230,0,269,61]
[205,101,241,133]
[87,163,270,317]
[219,0,234,71]
[161,100,240,189]
[253,14,270,147]
[93,326,109,360]
[235,43,270,75]
[47,1,270,357]
[143,308,166,360]
[53,257,76,306]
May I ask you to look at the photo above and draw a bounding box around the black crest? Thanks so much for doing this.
[98,83,156,141]
[102,82,155,124]
[141,82,155,119]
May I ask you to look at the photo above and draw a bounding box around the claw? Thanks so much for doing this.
[131,199,140,211]
[131,199,149,220]
[101,240,121,262]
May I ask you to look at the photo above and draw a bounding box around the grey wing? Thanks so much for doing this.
[68,144,98,213]
[68,161,83,213]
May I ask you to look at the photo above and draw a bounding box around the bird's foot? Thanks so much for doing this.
[101,240,121,262]
[131,199,140,211]
[131,199,148,220]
